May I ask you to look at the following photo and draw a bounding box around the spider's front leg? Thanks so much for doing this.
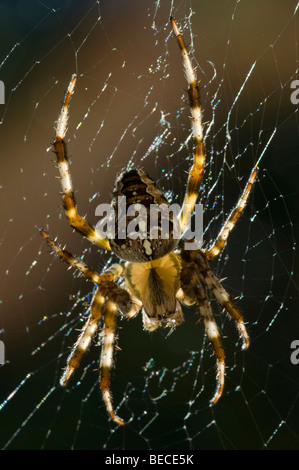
[54,75,110,251]
[171,18,205,234]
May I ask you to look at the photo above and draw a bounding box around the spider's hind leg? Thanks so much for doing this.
[204,270,250,350]
[193,282,226,404]
[180,241,250,402]
[180,243,225,403]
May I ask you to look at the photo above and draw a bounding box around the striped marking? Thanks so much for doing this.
[59,281,128,427]
[206,268,250,350]
[100,301,124,426]
[40,229,122,284]
[60,317,99,386]
[206,168,257,260]
[60,287,105,386]
[54,76,110,250]
[170,18,205,232]
[197,296,226,405]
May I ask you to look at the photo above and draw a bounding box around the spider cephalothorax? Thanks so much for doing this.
[41,18,257,426]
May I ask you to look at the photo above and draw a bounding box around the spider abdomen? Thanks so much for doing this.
[109,168,180,263]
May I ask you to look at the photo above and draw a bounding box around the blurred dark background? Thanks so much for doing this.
[0,0,298,450]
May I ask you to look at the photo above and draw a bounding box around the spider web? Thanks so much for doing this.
[0,0,298,451]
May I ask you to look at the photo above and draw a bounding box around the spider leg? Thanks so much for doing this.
[62,278,136,425]
[171,18,205,234]
[58,262,124,386]
[54,75,110,251]
[119,281,143,319]
[196,286,226,404]
[40,228,123,283]
[60,287,105,385]
[100,299,124,425]
[176,287,196,306]
[204,269,250,350]
[180,249,225,403]
[98,281,138,426]
[205,168,257,260]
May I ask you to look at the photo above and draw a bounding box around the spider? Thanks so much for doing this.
[41,18,257,426]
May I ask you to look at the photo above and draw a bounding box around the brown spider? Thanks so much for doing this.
[41,18,257,425]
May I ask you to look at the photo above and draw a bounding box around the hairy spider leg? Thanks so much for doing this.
[54,74,111,250]
[205,168,258,260]
[170,18,205,234]
[60,287,106,385]
[40,229,123,283]
[100,300,125,426]
[41,228,139,424]
[195,282,225,404]
[205,270,250,350]
[39,229,124,383]
[180,244,226,403]
[119,281,143,319]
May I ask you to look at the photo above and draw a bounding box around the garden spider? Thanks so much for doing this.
[41,18,257,425]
